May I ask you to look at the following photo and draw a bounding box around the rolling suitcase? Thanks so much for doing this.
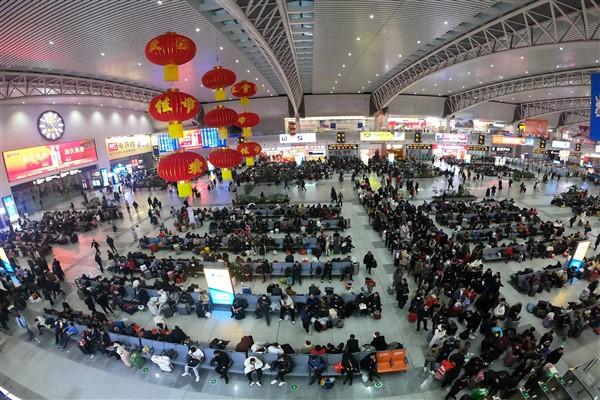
[162,306,175,318]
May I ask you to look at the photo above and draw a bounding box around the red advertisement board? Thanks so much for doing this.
[524,119,549,137]
[3,139,97,182]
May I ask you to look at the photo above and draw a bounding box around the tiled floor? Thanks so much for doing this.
[1,165,599,399]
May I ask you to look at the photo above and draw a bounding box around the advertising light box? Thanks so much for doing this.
[492,136,528,145]
[3,139,97,182]
[105,134,152,160]
[360,131,405,141]
[204,265,234,305]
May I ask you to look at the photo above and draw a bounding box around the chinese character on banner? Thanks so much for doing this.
[155,98,172,114]
[181,97,196,113]
[188,159,204,174]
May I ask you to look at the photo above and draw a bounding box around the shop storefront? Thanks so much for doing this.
[327,144,359,158]
[405,144,433,161]
[263,145,326,163]
[467,145,490,159]
[105,134,154,184]
[433,133,469,159]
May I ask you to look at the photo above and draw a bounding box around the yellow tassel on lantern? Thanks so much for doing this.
[168,122,183,139]
[242,127,252,138]
[215,88,226,101]
[177,181,192,197]
[218,127,228,139]
[240,97,249,107]
[245,157,254,167]
[164,64,178,82]
[222,168,233,180]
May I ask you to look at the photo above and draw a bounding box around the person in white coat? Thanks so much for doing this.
[113,343,132,367]
[182,346,205,382]
[244,356,264,387]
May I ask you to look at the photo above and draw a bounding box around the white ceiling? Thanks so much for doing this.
[311,0,504,94]
[405,43,600,96]
[0,0,596,118]
[0,0,277,101]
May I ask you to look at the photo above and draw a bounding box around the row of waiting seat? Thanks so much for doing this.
[64,323,409,375]
[208,218,349,235]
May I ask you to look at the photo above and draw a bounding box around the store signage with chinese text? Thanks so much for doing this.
[551,140,571,149]
[279,132,317,144]
[491,136,534,146]
[360,131,405,141]
[435,133,468,143]
[105,134,152,160]
[3,139,97,182]
[491,146,511,153]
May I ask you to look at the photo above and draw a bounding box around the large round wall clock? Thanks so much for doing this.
[37,110,65,141]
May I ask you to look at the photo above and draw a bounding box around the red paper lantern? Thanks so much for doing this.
[157,151,207,182]
[237,141,262,167]
[208,148,242,169]
[145,32,196,82]
[231,80,257,106]
[204,105,238,139]
[236,141,262,157]
[202,66,236,101]
[234,111,260,137]
[149,89,199,139]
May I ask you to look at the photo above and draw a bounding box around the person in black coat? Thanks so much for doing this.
[545,346,564,364]
[211,350,231,384]
[370,331,387,350]
[396,278,409,308]
[255,294,271,326]
[360,353,382,382]
[346,334,360,353]
[341,351,359,385]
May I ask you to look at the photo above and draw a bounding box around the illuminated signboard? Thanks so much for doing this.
[204,265,235,305]
[200,128,225,149]
[279,132,317,144]
[491,146,512,153]
[492,136,529,145]
[435,133,468,143]
[551,140,571,149]
[569,241,590,271]
[2,139,97,182]
[2,196,19,223]
[157,128,224,154]
[105,134,153,160]
[360,131,405,141]
[0,248,14,274]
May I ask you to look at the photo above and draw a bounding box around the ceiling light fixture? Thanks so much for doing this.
[461,86,465,89]
[358,91,361,93]
[490,64,494,67]
[334,80,338,84]
[52,101,56,104]
[448,78,452,81]
[512,97,515,100]
[342,64,346,68]
[100,52,105,56]
[434,83,438,86]
[361,86,365,89]
[157,0,162,4]
[254,77,258,81]
[398,54,402,58]
[267,89,270,92]
[367,80,371,83]
[525,71,528,74]
[137,62,142,66]
[559,47,563,50]
[332,86,335,90]
[246,69,250,73]
[196,28,200,32]
[100,103,103,106]
[21,101,25,104]
[235,59,239,63]
[348,52,352,56]
[417,40,421,44]
[444,21,448,25]
[467,72,471,75]
[385,64,389,69]
[184,78,188,81]
[369,14,374,19]
[338,73,342,76]
[375,73,379,76]
[356,37,360,41]
[49,41,54,45]
[479,81,482,84]
[548,92,552,95]
[520,56,524,59]
[421,88,425,91]
[219,46,223,50]
[78,102,81,105]
[261,84,265,87]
